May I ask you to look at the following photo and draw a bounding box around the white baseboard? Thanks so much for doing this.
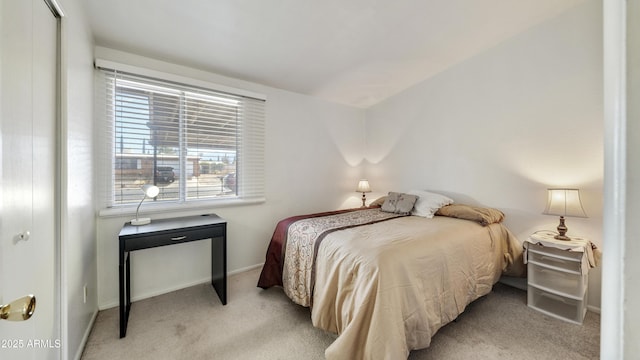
[98,263,264,310]
[74,309,98,360]
[229,263,263,276]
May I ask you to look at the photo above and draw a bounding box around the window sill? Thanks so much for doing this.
[98,197,266,218]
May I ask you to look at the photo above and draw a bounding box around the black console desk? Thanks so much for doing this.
[118,214,227,338]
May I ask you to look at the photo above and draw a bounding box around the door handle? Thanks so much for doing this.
[18,231,30,241]
[0,295,36,321]
[13,231,31,244]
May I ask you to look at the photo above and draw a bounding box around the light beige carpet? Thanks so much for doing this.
[81,268,599,360]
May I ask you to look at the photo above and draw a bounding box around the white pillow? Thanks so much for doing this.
[407,190,454,218]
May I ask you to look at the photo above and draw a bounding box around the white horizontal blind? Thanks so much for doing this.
[96,68,265,208]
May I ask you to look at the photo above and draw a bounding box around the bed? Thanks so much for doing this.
[258,196,524,360]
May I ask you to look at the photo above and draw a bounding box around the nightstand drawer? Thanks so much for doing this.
[527,245,582,273]
[528,262,587,299]
[527,286,586,324]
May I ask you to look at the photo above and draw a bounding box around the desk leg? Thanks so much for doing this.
[119,252,131,338]
[126,251,131,316]
[119,253,125,338]
[211,234,227,305]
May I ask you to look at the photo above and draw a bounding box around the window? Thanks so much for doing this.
[96,63,265,209]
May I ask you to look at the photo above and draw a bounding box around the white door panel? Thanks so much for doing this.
[0,0,59,359]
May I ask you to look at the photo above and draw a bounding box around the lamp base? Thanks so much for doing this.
[554,216,571,241]
[131,218,151,226]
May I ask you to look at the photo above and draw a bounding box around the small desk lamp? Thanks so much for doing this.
[543,188,587,240]
[131,184,160,226]
[356,179,372,207]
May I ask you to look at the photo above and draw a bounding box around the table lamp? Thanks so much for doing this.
[131,184,160,226]
[543,188,587,240]
[356,179,372,207]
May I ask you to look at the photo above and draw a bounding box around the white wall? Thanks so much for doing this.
[59,0,97,359]
[622,0,640,355]
[365,0,603,309]
[91,0,608,318]
[94,47,366,308]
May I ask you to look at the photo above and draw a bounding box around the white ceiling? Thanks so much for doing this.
[85,0,585,108]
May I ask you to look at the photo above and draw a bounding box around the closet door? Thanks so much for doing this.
[0,1,59,359]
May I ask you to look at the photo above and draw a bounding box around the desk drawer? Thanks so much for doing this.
[124,225,224,251]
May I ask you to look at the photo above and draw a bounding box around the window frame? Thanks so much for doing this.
[95,60,266,216]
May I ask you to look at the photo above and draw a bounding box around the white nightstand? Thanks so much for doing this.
[524,231,596,325]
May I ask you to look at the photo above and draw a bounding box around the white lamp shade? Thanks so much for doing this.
[356,180,371,193]
[543,188,587,218]
[142,184,160,198]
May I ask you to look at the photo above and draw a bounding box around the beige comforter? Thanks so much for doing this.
[310,215,523,360]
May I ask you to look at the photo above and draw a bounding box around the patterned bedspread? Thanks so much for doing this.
[258,209,524,360]
[281,208,405,306]
[258,208,362,290]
